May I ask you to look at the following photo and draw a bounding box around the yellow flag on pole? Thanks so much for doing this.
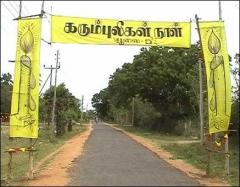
[10,18,42,138]
[199,21,231,134]
[51,15,191,48]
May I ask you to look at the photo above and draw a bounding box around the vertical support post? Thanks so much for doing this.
[131,97,135,126]
[51,50,60,138]
[41,0,45,16]
[224,133,230,175]
[218,0,222,20]
[218,0,229,176]
[81,95,84,123]
[206,134,213,176]
[206,149,211,176]
[7,137,13,180]
[199,59,204,145]
[19,1,22,18]
[28,139,34,179]
[7,152,13,180]
[50,65,53,87]
[195,14,205,145]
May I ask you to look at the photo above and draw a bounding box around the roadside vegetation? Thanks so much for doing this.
[1,74,93,186]
[92,45,239,186]
[1,123,87,186]
[113,124,239,186]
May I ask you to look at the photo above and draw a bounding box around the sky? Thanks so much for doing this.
[1,1,239,110]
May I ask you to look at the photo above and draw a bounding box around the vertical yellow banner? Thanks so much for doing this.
[10,18,42,138]
[199,21,231,134]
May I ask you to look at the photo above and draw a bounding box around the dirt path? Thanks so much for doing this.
[16,123,93,186]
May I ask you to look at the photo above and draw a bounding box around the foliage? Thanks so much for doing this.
[230,53,239,100]
[133,96,161,129]
[91,88,111,120]
[0,73,13,114]
[1,125,86,185]
[92,45,200,133]
[115,125,239,186]
[229,53,239,133]
[42,83,81,136]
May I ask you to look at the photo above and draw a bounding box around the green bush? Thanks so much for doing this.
[134,97,161,129]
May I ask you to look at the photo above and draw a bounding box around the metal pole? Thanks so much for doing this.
[131,97,135,126]
[218,0,222,20]
[218,0,230,176]
[19,1,22,18]
[224,134,230,175]
[195,14,205,145]
[39,72,51,95]
[28,139,34,179]
[195,14,212,175]
[81,95,84,122]
[44,65,54,88]
[51,50,60,138]
[41,0,45,16]
[199,59,204,145]
[50,65,52,87]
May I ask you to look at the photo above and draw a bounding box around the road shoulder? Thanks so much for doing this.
[14,123,93,186]
[107,123,230,187]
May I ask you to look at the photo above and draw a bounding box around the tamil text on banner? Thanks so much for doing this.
[199,21,231,134]
[10,18,42,138]
[51,15,191,48]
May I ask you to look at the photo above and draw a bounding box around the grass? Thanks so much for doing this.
[114,125,198,144]
[1,124,87,186]
[114,124,239,186]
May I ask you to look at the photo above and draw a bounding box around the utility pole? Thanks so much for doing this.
[199,59,204,145]
[43,65,53,88]
[195,15,204,145]
[131,97,135,126]
[19,1,22,18]
[51,50,60,138]
[81,95,84,123]
[218,0,229,175]
[218,0,222,21]
[41,0,45,16]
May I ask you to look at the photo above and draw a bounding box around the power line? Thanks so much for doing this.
[2,2,17,18]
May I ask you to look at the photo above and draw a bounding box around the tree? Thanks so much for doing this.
[230,53,239,100]
[1,73,13,115]
[229,53,239,132]
[42,83,81,136]
[92,44,200,133]
[91,88,110,120]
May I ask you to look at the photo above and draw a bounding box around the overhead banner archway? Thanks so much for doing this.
[51,15,191,48]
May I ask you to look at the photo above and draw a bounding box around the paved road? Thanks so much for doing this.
[68,123,202,186]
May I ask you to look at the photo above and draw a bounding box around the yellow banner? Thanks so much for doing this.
[10,18,42,138]
[51,15,191,48]
[199,21,231,134]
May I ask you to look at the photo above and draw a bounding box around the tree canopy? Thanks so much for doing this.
[92,44,200,132]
